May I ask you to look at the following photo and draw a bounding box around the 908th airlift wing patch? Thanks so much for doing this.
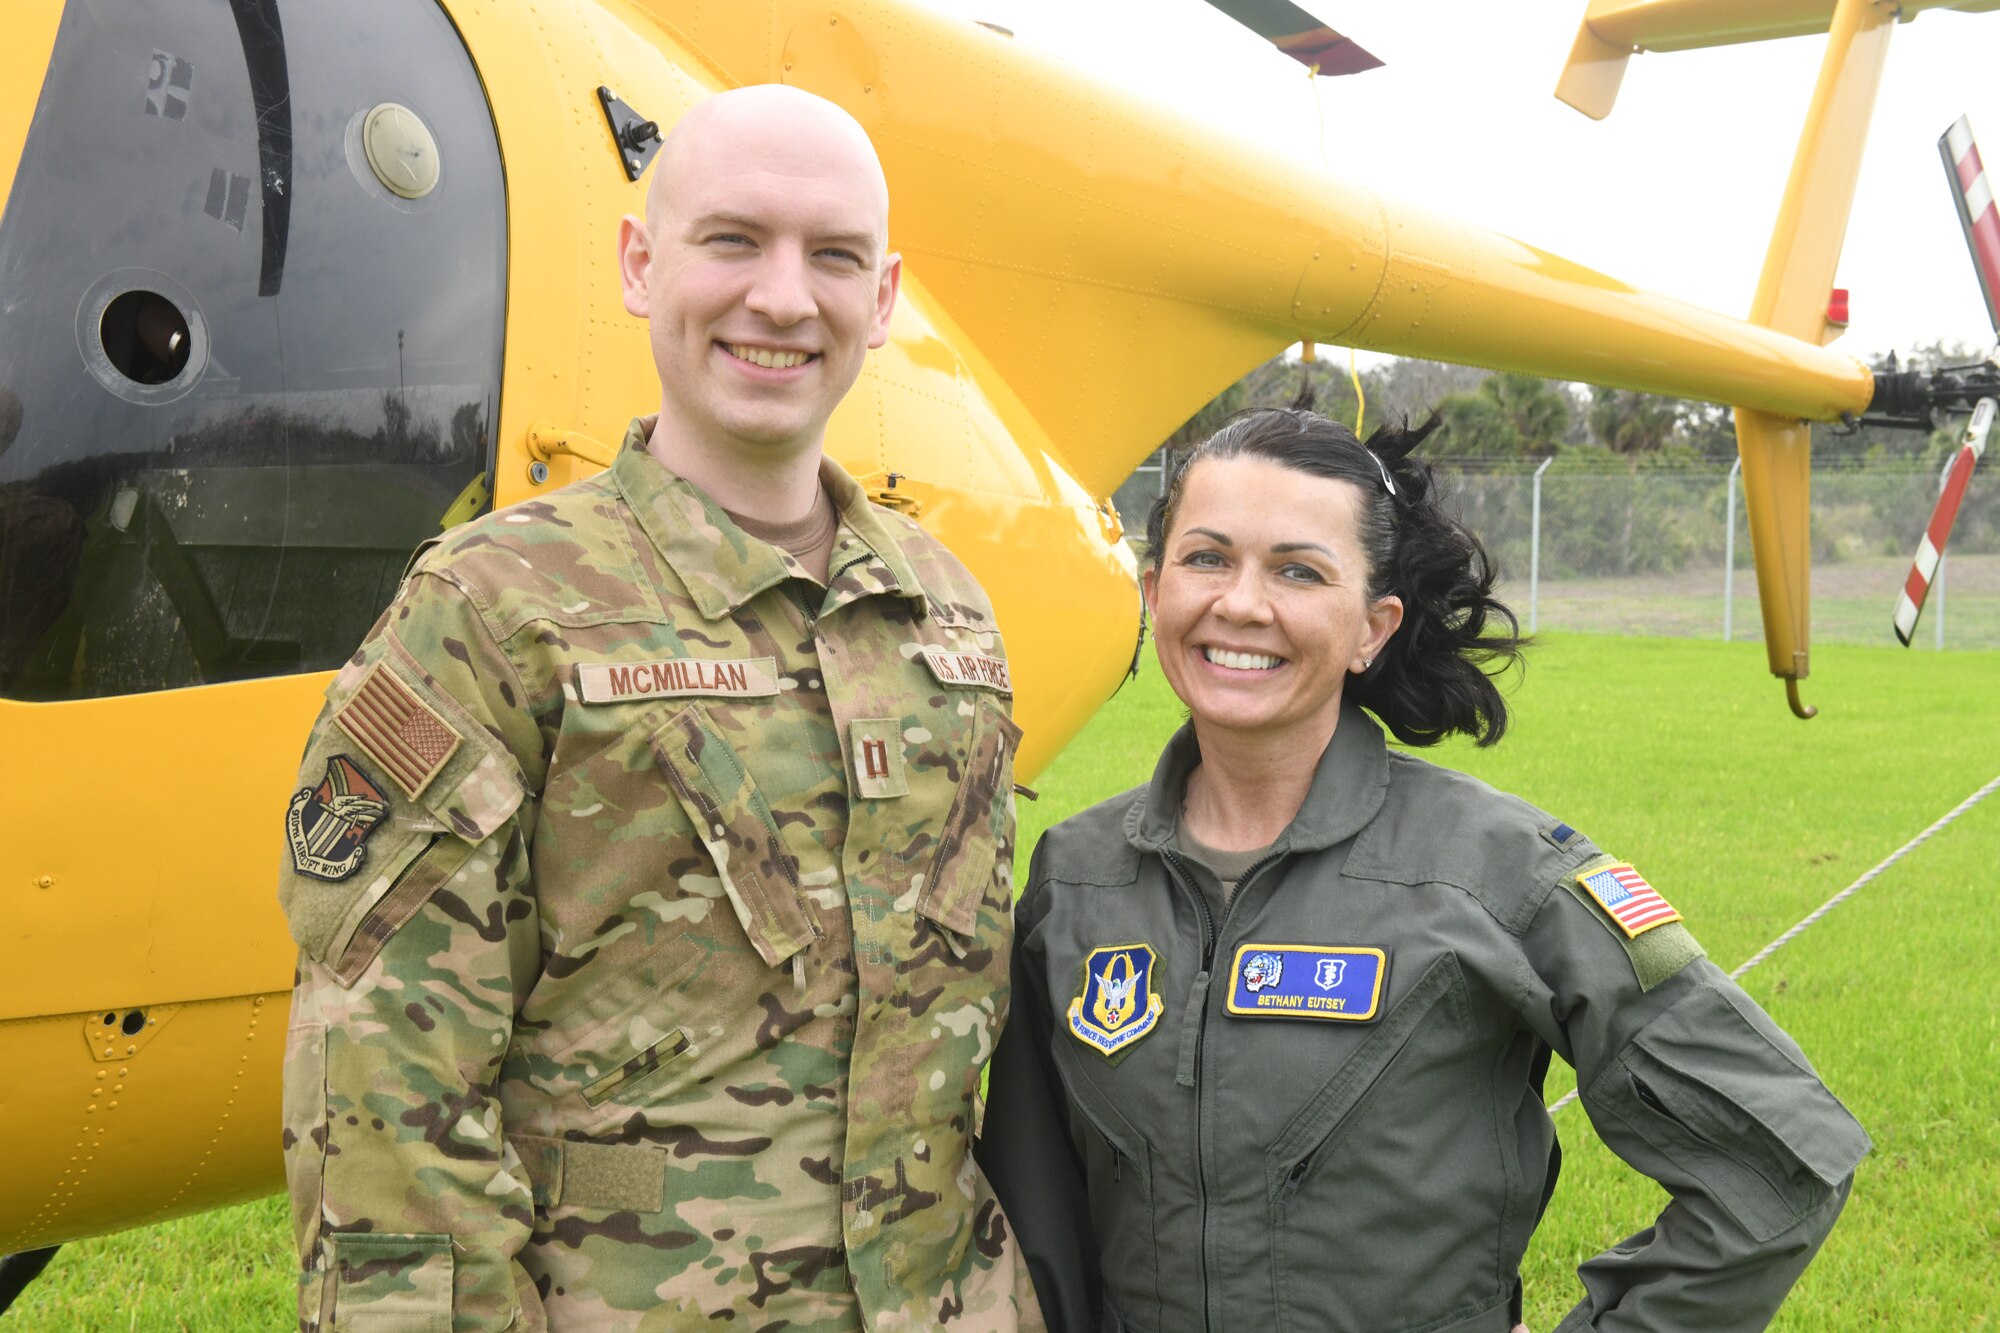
[287,755,390,881]
[333,661,462,800]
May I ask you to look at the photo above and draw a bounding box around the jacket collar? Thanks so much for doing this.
[612,417,925,621]
[1124,703,1391,855]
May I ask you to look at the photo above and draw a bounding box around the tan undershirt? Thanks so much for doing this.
[1176,816,1281,921]
[723,484,840,584]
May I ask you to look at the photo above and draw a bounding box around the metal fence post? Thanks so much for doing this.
[1530,456,1553,633]
[1723,456,1742,641]
[1935,453,1953,650]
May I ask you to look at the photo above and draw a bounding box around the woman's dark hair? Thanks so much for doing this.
[1143,404,1524,747]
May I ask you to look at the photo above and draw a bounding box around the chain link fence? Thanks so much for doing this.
[1440,460,2000,649]
[1112,453,2000,649]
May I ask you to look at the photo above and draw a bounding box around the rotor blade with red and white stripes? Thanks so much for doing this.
[1894,396,1994,645]
[1941,115,2000,336]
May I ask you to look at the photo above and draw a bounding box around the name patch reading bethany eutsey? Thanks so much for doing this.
[576,657,780,704]
[921,648,1011,694]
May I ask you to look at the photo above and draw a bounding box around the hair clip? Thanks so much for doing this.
[1367,448,1397,497]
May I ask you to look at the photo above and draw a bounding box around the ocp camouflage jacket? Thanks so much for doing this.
[979,708,1870,1333]
[279,426,1040,1331]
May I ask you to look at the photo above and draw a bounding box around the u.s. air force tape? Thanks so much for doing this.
[576,657,780,704]
[920,648,1010,693]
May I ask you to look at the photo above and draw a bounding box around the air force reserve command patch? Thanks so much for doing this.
[287,755,390,881]
[1225,943,1387,1021]
[1068,943,1164,1058]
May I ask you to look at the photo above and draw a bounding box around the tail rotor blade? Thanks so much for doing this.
[1894,397,1994,645]
[1941,116,2000,337]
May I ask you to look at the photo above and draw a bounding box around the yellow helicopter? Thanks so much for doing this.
[2,0,1996,1299]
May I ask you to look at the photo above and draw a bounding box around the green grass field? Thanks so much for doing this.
[11,634,1998,1329]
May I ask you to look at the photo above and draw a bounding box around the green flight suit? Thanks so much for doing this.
[979,706,1868,1333]
[279,423,1041,1330]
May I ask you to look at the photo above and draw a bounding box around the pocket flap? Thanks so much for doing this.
[651,704,813,968]
[328,1231,453,1330]
[1265,954,1458,1184]
[1632,980,1869,1190]
[917,699,1022,938]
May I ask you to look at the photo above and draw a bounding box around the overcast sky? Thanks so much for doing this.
[924,0,2000,369]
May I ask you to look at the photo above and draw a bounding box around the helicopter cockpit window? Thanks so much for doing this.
[0,0,505,702]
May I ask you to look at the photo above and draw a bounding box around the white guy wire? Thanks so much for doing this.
[1547,770,2000,1115]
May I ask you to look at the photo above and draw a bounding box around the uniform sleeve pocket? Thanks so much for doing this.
[651,703,814,968]
[917,698,1023,940]
[328,1231,453,1332]
[1610,980,1870,1241]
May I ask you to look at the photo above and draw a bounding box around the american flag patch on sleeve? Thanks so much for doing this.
[334,662,463,800]
[1577,862,1681,938]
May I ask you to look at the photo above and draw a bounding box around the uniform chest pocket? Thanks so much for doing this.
[909,696,1022,941]
[651,703,817,968]
[1047,1038,1164,1332]
[527,930,707,1112]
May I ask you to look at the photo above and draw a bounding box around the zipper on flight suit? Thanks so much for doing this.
[1160,844,1286,1333]
[1280,1156,1311,1203]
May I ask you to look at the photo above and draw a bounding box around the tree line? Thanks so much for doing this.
[1158,343,1984,468]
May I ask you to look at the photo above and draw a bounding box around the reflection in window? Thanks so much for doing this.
[0,0,505,701]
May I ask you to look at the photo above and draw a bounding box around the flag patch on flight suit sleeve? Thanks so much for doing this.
[1068,943,1164,1057]
[1576,862,1681,938]
[334,661,462,799]
[1563,857,1704,992]
[1224,944,1387,1021]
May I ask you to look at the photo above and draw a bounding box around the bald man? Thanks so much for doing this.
[278,86,1043,1331]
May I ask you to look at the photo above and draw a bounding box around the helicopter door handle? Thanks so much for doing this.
[526,421,618,480]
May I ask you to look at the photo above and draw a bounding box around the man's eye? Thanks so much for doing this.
[707,233,753,247]
[818,247,863,264]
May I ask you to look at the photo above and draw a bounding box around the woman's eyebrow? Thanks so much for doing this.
[1271,541,1335,558]
[1184,527,1233,546]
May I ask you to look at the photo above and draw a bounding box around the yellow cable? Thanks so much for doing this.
[1349,345,1365,435]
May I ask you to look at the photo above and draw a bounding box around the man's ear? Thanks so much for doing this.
[867,252,903,350]
[617,215,652,318]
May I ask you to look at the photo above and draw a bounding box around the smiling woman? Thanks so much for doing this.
[979,406,1870,1333]
[1140,410,1521,790]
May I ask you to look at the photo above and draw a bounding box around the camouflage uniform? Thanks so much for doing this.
[279,421,1041,1331]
